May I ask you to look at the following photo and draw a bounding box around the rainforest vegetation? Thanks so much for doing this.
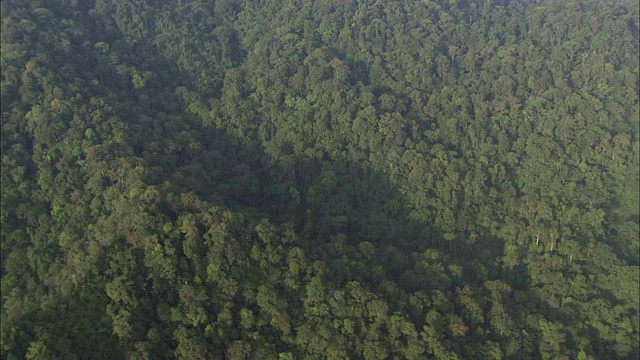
[1,0,639,359]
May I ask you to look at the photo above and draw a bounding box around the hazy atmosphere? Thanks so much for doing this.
[1,0,639,359]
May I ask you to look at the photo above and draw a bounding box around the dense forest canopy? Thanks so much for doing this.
[1,0,639,359]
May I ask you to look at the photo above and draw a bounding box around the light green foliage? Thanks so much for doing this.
[1,0,638,359]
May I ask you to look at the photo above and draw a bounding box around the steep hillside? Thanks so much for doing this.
[1,0,638,359]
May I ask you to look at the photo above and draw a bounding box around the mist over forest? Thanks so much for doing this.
[1,0,639,359]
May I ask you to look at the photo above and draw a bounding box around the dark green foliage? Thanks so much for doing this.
[2,0,638,359]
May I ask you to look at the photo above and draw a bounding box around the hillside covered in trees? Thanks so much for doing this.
[1,0,639,359]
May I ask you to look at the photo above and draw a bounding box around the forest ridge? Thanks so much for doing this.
[1,0,639,359]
